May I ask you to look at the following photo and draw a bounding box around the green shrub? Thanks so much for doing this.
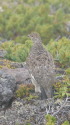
[47,37,70,67]
[15,36,28,44]
[16,84,35,98]
[65,68,70,75]
[54,75,70,99]
[26,123,31,125]
[0,0,70,44]
[61,121,70,125]
[1,40,32,62]
[45,115,70,125]
[25,94,39,101]
[45,114,56,125]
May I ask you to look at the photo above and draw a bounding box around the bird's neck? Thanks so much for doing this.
[32,41,43,50]
[29,41,44,56]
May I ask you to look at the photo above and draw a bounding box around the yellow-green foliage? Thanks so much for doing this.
[0,59,15,69]
[45,115,70,125]
[0,0,70,44]
[16,84,35,98]
[45,114,56,125]
[1,41,14,49]
[0,65,3,69]
[1,40,32,62]
[61,121,70,125]
[53,82,62,91]
[47,37,70,67]
[0,0,70,64]
[53,66,70,99]
[26,123,31,125]
[65,68,70,75]
[25,94,39,101]
[54,75,70,99]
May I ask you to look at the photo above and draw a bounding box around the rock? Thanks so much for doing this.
[56,106,70,125]
[0,99,47,125]
[0,73,16,109]
[0,59,25,68]
[0,98,69,125]
[0,62,32,109]
[1,67,31,84]
[0,49,7,58]
[0,61,31,84]
[52,98,70,125]
[10,62,25,68]
[0,70,4,77]
[68,110,70,120]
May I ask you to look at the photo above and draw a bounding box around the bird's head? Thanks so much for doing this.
[28,32,42,43]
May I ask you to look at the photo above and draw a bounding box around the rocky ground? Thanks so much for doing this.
[0,99,47,125]
[0,51,70,125]
[0,97,70,125]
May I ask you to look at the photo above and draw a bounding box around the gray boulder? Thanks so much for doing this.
[0,64,32,109]
[0,73,16,109]
[0,49,7,58]
[0,98,69,125]
[1,67,31,84]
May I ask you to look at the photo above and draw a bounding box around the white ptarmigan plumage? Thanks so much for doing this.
[26,32,55,99]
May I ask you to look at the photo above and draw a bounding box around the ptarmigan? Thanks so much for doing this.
[26,32,55,99]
